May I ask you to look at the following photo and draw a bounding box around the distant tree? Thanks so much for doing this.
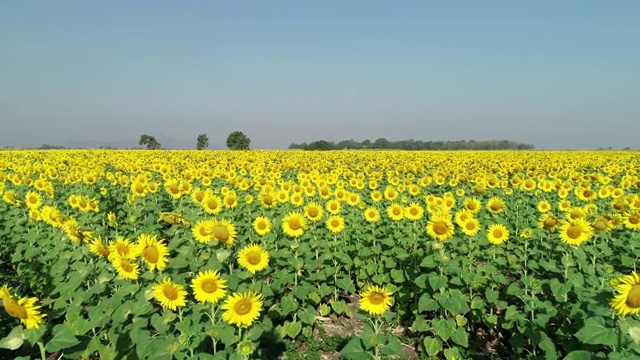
[304,140,333,151]
[226,131,250,150]
[38,144,66,149]
[139,134,161,150]
[196,134,209,150]
[372,138,390,149]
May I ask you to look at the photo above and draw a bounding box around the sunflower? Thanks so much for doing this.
[623,210,640,231]
[537,212,559,232]
[426,215,455,242]
[136,234,169,272]
[610,272,640,316]
[192,220,214,243]
[326,200,341,215]
[519,228,533,239]
[558,218,593,246]
[107,212,118,227]
[259,191,277,209]
[202,194,223,215]
[326,215,345,234]
[387,203,404,221]
[486,197,506,214]
[0,286,46,329]
[221,291,264,328]
[237,244,270,274]
[89,237,111,258]
[253,216,272,236]
[462,197,481,213]
[537,200,552,213]
[111,257,139,280]
[282,212,306,238]
[404,202,424,221]
[152,277,188,311]
[487,224,509,245]
[371,190,383,202]
[359,285,393,316]
[191,270,227,304]
[460,217,481,237]
[208,219,237,246]
[364,207,380,223]
[2,190,21,206]
[107,237,139,261]
[304,202,324,222]
[25,191,42,209]
[454,210,474,226]
[224,191,239,208]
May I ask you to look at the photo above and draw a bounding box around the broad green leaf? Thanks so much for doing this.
[451,327,469,347]
[45,324,81,353]
[563,350,592,360]
[340,337,369,360]
[418,293,439,312]
[574,317,617,346]
[0,326,24,350]
[432,318,456,341]
[423,336,442,357]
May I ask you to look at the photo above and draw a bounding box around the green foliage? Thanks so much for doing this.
[196,134,209,150]
[226,131,251,150]
[138,134,161,150]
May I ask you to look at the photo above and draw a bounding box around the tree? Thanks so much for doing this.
[196,134,209,150]
[139,134,161,150]
[226,131,250,150]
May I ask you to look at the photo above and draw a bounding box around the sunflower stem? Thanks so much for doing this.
[37,341,46,360]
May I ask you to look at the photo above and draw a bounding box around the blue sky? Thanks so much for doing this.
[1,1,639,149]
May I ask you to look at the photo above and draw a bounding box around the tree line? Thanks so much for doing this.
[138,131,251,150]
[288,138,536,151]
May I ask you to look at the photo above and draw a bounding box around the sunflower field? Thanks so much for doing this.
[1,149,640,360]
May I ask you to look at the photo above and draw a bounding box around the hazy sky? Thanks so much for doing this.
[1,1,639,149]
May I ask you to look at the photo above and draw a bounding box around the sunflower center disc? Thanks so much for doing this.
[433,223,448,235]
[234,300,252,315]
[144,247,159,263]
[212,226,229,241]
[593,221,606,230]
[289,220,300,230]
[490,204,501,211]
[626,285,640,308]
[369,292,385,305]
[202,280,217,293]
[466,222,475,231]
[492,229,503,238]
[4,299,28,319]
[164,286,179,300]
[630,215,640,225]
[544,218,557,228]
[567,226,582,239]
[121,261,134,272]
[247,252,262,265]
[308,208,318,217]
[258,222,266,230]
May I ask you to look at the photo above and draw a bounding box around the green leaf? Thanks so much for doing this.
[298,306,317,325]
[0,326,24,350]
[563,350,592,360]
[280,294,298,315]
[423,337,442,357]
[45,324,81,353]
[287,321,302,339]
[413,274,428,288]
[340,337,369,360]
[336,276,356,292]
[436,290,470,315]
[451,327,469,347]
[331,299,349,315]
[390,269,405,283]
[418,293,439,312]
[574,317,617,346]
[381,335,405,356]
[411,316,430,332]
[428,274,447,291]
[432,318,456,341]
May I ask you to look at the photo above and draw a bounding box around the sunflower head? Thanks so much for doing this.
[359,285,393,316]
